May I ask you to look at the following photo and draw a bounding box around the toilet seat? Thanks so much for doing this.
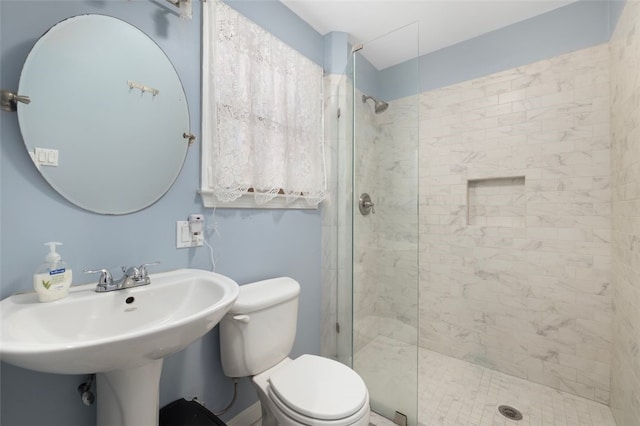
[269,387,370,426]
[267,354,369,424]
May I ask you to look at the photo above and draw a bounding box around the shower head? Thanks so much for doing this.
[362,94,389,114]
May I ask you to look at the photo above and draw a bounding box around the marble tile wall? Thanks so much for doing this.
[322,37,618,413]
[351,86,384,353]
[322,73,357,363]
[468,177,526,227]
[610,2,640,425]
[367,95,420,346]
[321,74,341,359]
[350,91,420,352]
[352,90,420,423]
[321,73,420,359]
[419,44,612,403]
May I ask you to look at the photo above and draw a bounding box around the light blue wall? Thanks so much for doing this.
[323,31,350,75]
[376,0,625,101]
[0,1,323,425]
[354,51,383,101]
[416,0,613,95]
[609,0,626,33]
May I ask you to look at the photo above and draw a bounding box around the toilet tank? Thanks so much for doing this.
[220,277,300,377]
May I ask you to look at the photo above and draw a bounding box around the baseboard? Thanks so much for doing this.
[227,401,261,426]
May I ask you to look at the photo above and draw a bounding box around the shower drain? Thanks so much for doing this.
[498,405,523,421]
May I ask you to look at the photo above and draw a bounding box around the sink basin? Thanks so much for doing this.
[1,268,239,426]
[1,268,238,373]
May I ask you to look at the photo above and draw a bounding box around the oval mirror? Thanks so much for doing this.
[17,14,190,215]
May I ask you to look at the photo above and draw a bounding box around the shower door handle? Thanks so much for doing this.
[359,193,375,215]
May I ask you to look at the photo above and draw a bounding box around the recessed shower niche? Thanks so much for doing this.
[467,177,526,227]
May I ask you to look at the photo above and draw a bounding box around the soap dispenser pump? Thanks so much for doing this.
[33,242,73,302]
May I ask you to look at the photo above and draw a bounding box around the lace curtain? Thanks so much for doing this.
[202,1,325,207]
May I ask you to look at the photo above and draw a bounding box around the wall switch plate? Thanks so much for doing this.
[34,147,59,166]
[176,221,203,248]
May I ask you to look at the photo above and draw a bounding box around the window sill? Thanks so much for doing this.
[199,189,320,210]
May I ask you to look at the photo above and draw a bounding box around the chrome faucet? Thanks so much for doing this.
[84,262,160,292]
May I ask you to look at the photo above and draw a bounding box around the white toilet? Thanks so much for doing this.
[220,277,370,426]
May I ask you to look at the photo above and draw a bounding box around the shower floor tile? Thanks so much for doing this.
[362,338,617,426]
[418,349,617,426]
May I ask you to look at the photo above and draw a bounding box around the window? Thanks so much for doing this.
[201,1,325,209]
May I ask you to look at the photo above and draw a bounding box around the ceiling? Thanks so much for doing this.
[280,0,578,69]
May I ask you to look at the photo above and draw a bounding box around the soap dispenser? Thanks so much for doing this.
[33,242,72,302]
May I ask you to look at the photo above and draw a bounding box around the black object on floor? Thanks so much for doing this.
[160,398,227,426]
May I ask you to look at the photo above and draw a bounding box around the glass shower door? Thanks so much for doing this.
[350,23,420,425]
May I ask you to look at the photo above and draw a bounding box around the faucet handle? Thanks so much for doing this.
[139,261,160,279]
[83,269,113,286]
[121,266,141,279]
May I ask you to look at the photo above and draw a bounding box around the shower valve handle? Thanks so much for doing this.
[359,193,375,215]
[363,200,375,213]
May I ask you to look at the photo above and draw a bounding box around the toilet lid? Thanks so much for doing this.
[268,354,368,421]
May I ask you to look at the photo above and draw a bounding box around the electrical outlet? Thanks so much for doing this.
[176,221,202,248]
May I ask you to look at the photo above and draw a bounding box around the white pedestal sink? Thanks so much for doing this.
[0,269,239,426]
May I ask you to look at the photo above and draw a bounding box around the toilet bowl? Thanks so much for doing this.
[219,277,370,426]
[254,356,370,426]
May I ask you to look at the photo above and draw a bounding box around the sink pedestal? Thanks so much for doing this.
[97,359,163,426]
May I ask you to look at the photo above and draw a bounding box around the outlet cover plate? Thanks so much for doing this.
[176,221,202,248]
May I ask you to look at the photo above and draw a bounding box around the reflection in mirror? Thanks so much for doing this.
[17,14,190,215]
